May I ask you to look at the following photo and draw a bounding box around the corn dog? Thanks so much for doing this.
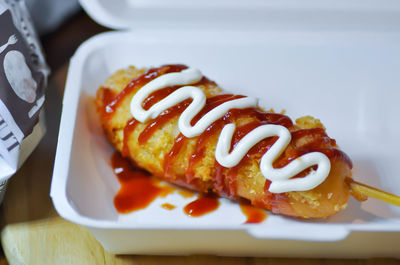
[96,64,354,219]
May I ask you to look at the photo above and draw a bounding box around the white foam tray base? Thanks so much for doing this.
[51,29,400,257]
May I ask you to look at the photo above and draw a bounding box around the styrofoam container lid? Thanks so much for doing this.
[79,0,400,31]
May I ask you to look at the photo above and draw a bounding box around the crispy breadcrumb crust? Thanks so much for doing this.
[96,66,352,218]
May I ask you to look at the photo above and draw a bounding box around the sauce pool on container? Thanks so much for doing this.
[183,195,220,217]
[111,152,167,213]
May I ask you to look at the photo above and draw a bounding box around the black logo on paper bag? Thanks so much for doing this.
[0,10,45,137]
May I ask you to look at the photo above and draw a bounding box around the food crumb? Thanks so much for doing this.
[161,203,176,210]
[296,115,326,130]
[334,203,347,212]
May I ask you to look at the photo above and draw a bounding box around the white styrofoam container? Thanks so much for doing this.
[51,0,400,257]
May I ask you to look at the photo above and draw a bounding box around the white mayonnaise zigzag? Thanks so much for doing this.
[130,68,331,193]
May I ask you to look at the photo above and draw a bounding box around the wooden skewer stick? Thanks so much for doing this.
[346,177,400,207]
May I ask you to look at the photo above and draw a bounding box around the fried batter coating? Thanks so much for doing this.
[96,65,352,218]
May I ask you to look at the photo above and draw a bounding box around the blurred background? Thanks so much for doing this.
[25,0,105,71]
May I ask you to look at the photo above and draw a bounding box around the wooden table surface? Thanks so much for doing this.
[0,11,399,265]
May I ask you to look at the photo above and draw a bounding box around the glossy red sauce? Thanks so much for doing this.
[103,64,352,214]
[240,201,267,224]
[184,96,248,182]
[186,119,222,183]
[183,195,220,217]
[137,78,216,146]
[190,94,245,125]
[142,86,179,110]
[163,133,187,179]
[274,128,352,169]
[185,107,293,184]
[99,87,116,109]
[122,118,139,157]
[103,65,187,119]
[138,100,191,145]
[115,67,216,158]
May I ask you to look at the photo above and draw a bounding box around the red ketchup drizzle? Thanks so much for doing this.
[138,78,215,146]
[184,95,245,179]
[100,88,116,110]
[274,127,352,169]
[142,86,178,110]
[121,74,214,157]
[186,108,292,198]
[183,195,220,217]
[106,65,188,158]
[139,100,191,145]
[163,133,187,179]
[103,64,187,120]
[214,119,277,198]
[185,109,245,190]
[122,118,139,157]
